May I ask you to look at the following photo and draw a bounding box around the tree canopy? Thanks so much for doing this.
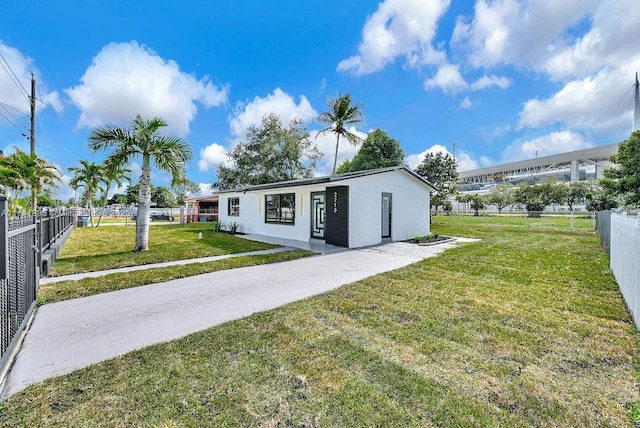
[336,129,404,174]
[414,151,459,212]
[601,130,640,206]
[214,113,322,190]
[317,93,364,174]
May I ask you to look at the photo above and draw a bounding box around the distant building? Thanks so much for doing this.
[458,143,618,192]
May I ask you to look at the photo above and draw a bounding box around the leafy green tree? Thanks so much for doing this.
[214,113,322,190]
[537,178,565,211]
[172,179,200,206]
[601,130,640,206]
[486,182,515,213]
[563,182,589,211]
[69,160,104,227]
[89,115,192,252]
[469,194,485,216]
[151,186,177,208]
[515,183,546,216]
[317,93,364,174]
[336,129,404,173]
[414,151,459,214]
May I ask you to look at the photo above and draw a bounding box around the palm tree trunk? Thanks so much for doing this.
[96,185,110,227]
[135,167,152,252]
[332,134,341,174]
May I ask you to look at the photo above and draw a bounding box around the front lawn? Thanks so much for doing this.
[50,223,278,276]
[3,215,638,426]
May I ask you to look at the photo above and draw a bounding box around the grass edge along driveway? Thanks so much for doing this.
[3,215,639,427]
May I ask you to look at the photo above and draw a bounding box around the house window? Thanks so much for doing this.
[228,197,240,216]
[265,193,295,225]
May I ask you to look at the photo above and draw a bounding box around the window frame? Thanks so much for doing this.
[227,197,240,217]
[265,193,295,225]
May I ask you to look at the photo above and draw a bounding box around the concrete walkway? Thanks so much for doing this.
[1,238,472,399]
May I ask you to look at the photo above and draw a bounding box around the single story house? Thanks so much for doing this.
[218,166,436,249]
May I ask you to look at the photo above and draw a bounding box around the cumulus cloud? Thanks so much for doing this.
[405,144,478,171]
[424,63,468,94]
[470,74,511,90]
[501,130,592,162]
[66,41,228,136]
[0,42,63,120]
[337,0,450,75]
[451,0,599,70]
[198,142,228,172]
[518,56,640,135]
[198,183,213,195]
[228,88,316,142]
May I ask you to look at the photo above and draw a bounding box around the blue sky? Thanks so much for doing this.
[1,0,639,200]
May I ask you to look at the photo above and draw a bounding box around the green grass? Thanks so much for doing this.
[3,215,638,426]
[50,223,277,276]
[38,249,315,304]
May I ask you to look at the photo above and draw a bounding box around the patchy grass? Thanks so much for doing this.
[3,215,638,426]
[38,250,315,304]
[50,223,277,276]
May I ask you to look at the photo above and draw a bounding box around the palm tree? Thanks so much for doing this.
[0,148,61,213]
[68,160,103,227]
[95,160,131,227]
[88,115,192,252]
[317,93,365,174]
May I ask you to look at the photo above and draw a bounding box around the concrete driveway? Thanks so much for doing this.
[1,239,470,399]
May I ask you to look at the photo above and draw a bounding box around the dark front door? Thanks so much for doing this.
[382,193,392,239]
[311,191,325,239]
[325,186,349,247]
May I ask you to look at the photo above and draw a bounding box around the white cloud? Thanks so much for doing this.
[501,130,592,162]
[451,0,599,70]
[198,183,213,195]
[198,142,228,172]
[0,42,63,121]
[229,88,316,142]
[406,144,478,172]
[66,41,228,136]
[470,74,511,90]
[337,0,450,75]
[312,127,368,175]
[424,63,468,94]
[518,56,640,135]
[459,96,472,109]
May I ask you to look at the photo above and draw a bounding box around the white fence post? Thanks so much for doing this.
[609,213,640,329]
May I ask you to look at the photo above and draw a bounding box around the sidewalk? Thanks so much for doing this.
[1,238,472,399]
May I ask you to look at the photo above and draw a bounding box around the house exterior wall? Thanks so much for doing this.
[347,172,430,248]
[219,183,327,241]
[218,169,431,248]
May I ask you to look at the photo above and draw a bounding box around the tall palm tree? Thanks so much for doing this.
[88,115,192,252]
[317,93,365,174]
[95,160,131,227]
[68,160,103,227]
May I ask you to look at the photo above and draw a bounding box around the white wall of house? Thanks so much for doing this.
[218,169,432,248]
[347,172,430,248]
[219,183,327,241]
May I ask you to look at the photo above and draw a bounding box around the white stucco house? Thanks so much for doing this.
[218,166,436,249]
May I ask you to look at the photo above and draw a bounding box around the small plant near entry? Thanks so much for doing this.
[228,221,240,235]
[414,235,422,243]
[211,221,222,232]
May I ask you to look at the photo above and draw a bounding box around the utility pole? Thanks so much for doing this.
[634,72,640,132]
[30,73,36,156]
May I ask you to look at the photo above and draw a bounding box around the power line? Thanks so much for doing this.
[0,109,28,137]
[0,103,29,130]
[584,82,635,134]
[0,50,30,100]
[0,102,28,116]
